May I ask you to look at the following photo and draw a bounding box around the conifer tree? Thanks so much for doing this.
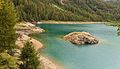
[0,0,17,52]
[20,41,40,69]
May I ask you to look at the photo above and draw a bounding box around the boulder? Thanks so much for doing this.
[64,32,99,45]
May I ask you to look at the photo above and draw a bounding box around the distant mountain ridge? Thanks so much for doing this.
[12,0,120,22]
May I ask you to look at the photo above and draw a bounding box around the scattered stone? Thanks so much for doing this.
[64,32,99,45]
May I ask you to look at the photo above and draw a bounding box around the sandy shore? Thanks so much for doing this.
[40,21,109,24]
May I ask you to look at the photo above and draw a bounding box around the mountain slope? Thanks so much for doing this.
[12,0,120,22]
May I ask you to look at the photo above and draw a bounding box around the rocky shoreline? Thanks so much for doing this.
[15,22,45,50]
[41,21,108,24]
[15,22,61,69]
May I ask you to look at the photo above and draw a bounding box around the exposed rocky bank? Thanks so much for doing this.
[15,22,45,50]
[41,21,107,24]
[64,32,99,45]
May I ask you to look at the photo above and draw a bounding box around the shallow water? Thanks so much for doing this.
[33,24,120,69]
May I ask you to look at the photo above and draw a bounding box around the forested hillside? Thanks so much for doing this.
[12,0,120,22]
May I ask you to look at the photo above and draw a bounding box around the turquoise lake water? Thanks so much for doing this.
[33,24,120,69]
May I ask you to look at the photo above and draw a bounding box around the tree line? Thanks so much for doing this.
[12,0,120,22]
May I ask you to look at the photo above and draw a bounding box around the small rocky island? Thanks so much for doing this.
[64,32,99,45]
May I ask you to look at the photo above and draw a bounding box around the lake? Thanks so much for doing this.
[33,24,120,69]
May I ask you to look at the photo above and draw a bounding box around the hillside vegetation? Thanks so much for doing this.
[12,0,120,22]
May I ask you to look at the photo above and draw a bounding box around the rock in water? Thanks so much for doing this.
[63,32,99,45]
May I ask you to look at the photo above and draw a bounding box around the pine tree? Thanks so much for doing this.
[0,0,17,52]
[20,41,40,69]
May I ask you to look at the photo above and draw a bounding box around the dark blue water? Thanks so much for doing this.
[33,24,120,69]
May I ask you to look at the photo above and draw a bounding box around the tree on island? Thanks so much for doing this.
[0,0,17,52]
[20,41,40,69]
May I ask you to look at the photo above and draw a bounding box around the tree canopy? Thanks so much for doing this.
[12,0,120,22]
[0,0,17,52]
